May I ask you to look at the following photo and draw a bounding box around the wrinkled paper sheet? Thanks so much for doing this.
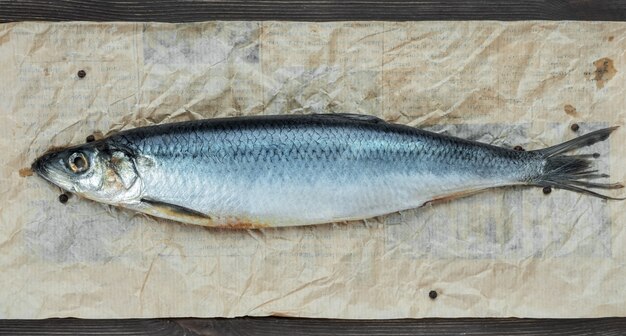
[0,21,625,319]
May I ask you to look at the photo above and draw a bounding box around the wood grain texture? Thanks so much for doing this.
[178,317,626,335]
[1,317,626,335]
[0,319,190,335]
[0,0,625,22]
[2,1,626,335]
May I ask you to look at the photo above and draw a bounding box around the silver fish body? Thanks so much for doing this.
[32,114,623,228]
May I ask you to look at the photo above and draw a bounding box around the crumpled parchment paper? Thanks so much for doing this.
[0,21,625,319]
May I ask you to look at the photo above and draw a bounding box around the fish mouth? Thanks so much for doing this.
[31,155,52,183]
[31,155,47,177]
[31,153,64,189]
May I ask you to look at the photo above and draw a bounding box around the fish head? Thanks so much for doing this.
[32,142,142,204]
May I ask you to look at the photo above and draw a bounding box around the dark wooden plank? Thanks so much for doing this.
[178,317,626,335]
[0,0,626,22]
[0,319,191,335]
[1,317,626,335]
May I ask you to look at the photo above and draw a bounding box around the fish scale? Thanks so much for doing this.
[105,115,531,226]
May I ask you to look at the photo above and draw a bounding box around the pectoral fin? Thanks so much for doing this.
[121,199,272,229]
[125,198,212,225]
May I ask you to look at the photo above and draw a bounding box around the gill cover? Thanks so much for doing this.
[107,150,138,190]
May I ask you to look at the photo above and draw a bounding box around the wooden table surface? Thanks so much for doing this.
[1,1,626,335]
[0,0,625,21]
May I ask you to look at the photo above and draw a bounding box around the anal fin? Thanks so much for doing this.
[422,188,491,207]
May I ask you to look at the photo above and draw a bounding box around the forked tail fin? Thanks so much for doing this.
[533,126,625,200]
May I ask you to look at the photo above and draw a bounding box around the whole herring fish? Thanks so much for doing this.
[31,114,624,228]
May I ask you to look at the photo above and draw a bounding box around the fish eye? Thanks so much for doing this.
[68,152,89,173]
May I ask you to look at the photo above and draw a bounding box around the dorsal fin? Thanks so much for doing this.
[314,113,385,124]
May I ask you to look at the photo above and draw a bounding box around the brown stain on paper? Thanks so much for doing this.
[564,104,578,117]
[91,131,105,140]
[224,218,270,230]
[198,216,271,230]
[19,167,33,177]
[590,57,617,89]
